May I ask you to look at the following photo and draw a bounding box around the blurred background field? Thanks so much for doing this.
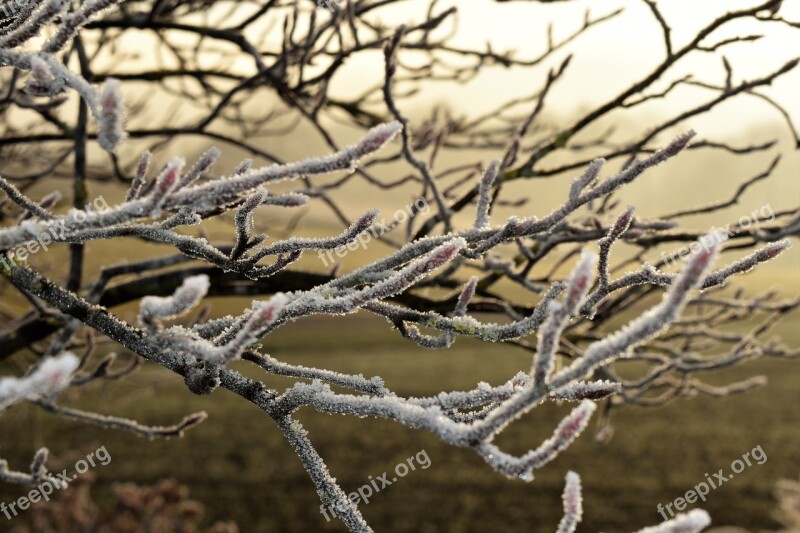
[1,310,798,532]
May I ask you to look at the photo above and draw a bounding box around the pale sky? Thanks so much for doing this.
[354,0,800,133]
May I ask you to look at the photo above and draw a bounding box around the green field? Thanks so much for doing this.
[1,313,798,532]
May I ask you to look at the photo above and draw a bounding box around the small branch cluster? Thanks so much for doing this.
[0,0,127,151]
[0,447,68,489]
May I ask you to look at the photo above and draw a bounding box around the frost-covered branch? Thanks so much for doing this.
[0,448,68,489]
[0,1,798,530]
[0,352,78,412]
[552,471,711,533]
